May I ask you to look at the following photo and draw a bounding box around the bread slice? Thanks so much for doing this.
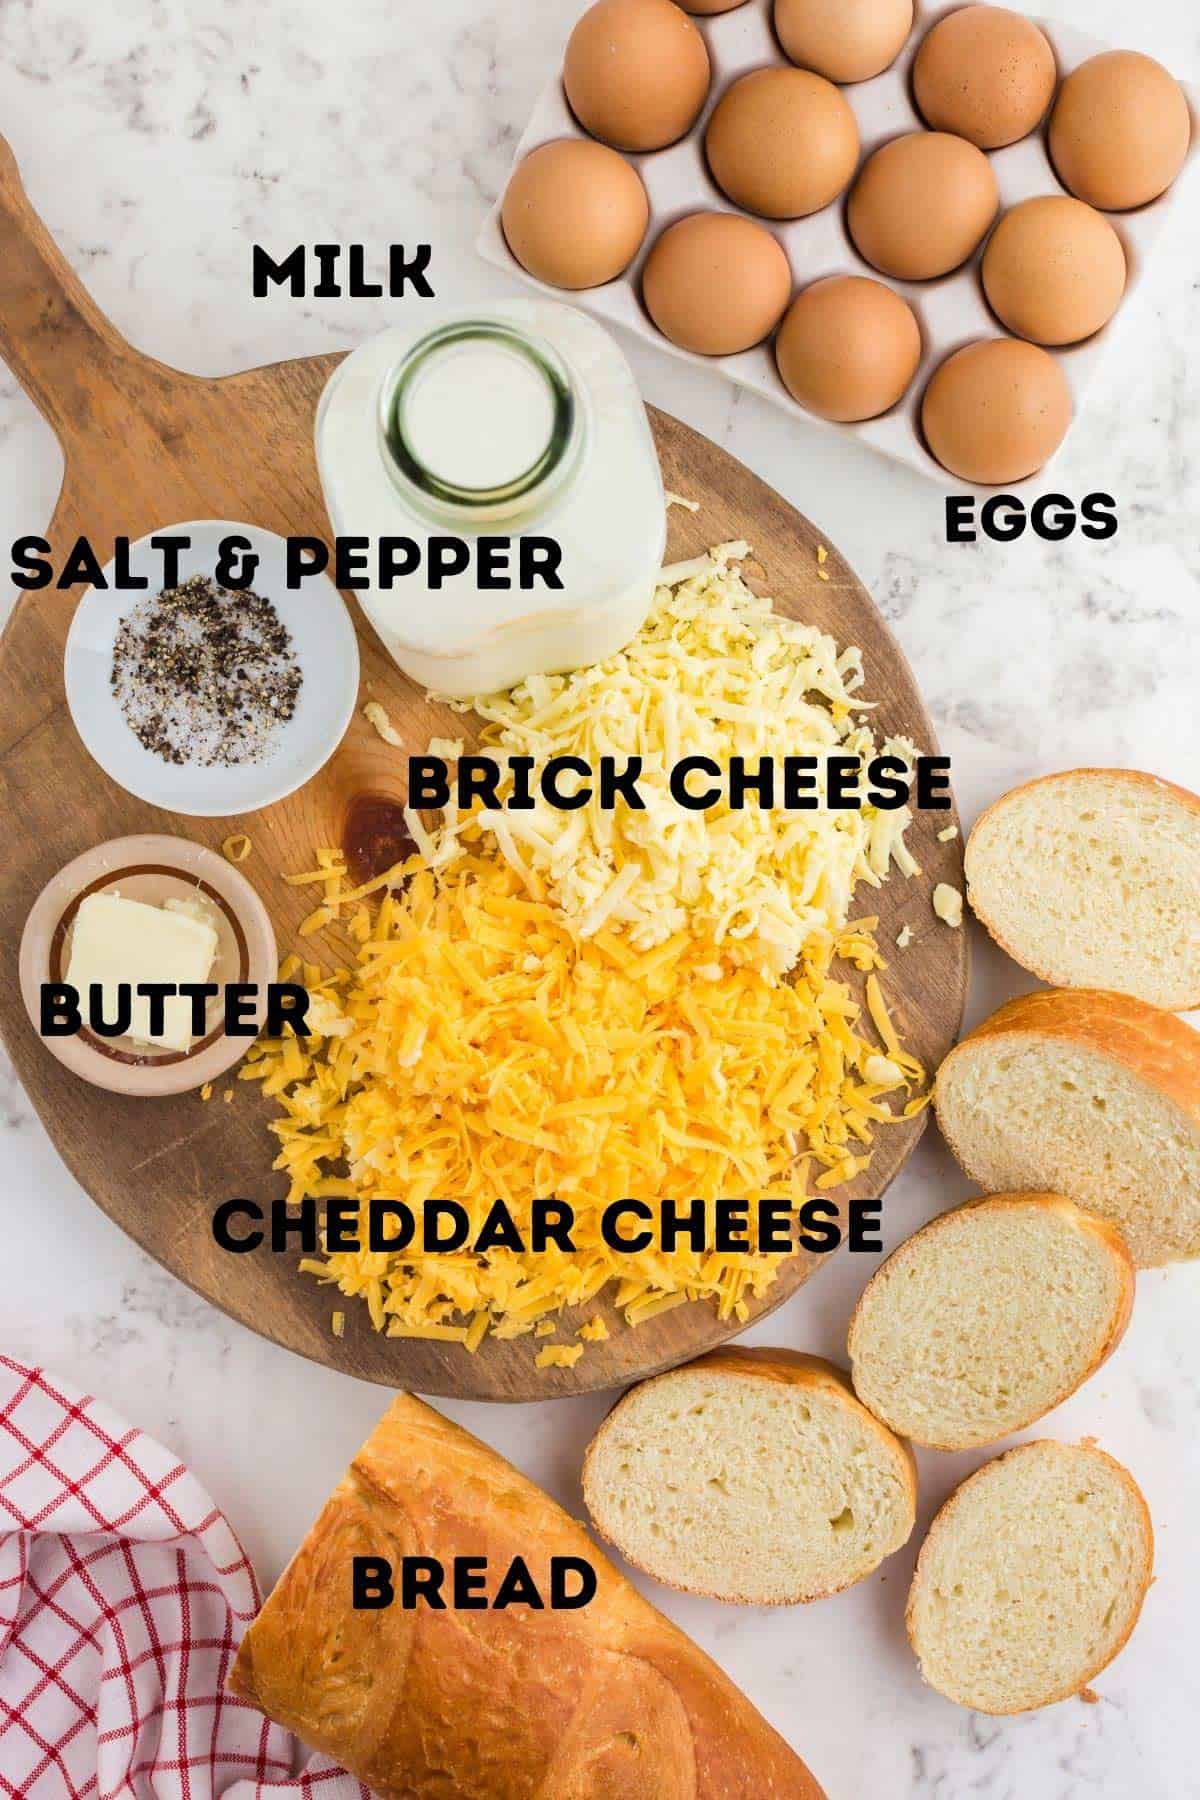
[847,1194,1134,1450]
[582,1347,916,1605]
[934,988,1200,1267]
[907,1440,1153,1714]
[964,768,1200,1010]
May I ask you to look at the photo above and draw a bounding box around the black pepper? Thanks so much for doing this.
[110,573,303,767]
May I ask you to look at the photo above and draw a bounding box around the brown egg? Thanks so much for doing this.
[776,276,921,421]
[922,339,1072,483]
[848,132,998,279]
[913,6,1057,150]
[774,0,913,84]
[501,140,649,290]
[642,213,792,354]
[983,196,1126,345]
[563,0,711,153]
[679,0,749,11]
[1050,51,1192,211]
[706,68,859,219]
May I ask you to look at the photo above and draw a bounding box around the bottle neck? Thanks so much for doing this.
[377,319,583,528]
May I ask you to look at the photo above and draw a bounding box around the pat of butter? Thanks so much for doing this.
[65,890,219,1053]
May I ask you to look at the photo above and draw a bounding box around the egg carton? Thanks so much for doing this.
[478,0,1199,489]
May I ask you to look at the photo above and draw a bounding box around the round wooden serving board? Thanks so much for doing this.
[0,135,967,1400]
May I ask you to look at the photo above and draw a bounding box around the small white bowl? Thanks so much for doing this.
[64,519,359,817]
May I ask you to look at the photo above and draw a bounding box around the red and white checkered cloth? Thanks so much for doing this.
[0,1356,373,1799]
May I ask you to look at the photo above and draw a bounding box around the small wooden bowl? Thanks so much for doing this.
[19,833,276,1097]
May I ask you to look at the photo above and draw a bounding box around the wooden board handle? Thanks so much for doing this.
[0,134,150,445]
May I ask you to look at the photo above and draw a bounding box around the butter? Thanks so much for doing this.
[65,890,219,1053]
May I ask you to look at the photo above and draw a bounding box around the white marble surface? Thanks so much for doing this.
[2,0,1199,1794]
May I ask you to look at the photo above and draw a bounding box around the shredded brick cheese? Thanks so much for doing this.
[416,543,920,981]
[933,883,964,928]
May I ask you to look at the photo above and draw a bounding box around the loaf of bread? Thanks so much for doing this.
[582,1347,916,1604]
[907,1440,1153,1714]
[228,1392,825,1799]
[964,768,1200,1010]
[848,1193,1134,1449]
[934,987,1200,1266]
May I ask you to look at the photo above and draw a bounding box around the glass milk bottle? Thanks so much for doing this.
[314,301,666,697]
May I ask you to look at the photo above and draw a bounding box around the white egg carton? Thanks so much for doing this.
[479,0,1198,488]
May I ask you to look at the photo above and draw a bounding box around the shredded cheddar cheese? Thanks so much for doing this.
[417,543,920,981]
[244,853,923,1346]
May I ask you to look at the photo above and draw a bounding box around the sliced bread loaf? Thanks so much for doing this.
[934,988,1200,1267]
[847,1194,1134,1450]
[907,1440,1153,1714]
[581,1347,916,1605]
[964,768,1200,1010]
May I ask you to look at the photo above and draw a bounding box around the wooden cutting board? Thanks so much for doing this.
[0,133,967,1401]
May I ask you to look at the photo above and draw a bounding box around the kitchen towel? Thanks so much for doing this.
[0,1355,371,1799]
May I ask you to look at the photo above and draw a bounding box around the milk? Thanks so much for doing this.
[314,302,666,697]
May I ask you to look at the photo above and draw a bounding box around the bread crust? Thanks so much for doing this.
[965,768,1200,1010]
[906,1439,1154,1714]
[934,988,1200,1265]
[582,1346,917,1606]
[846,1192,1136,1450]
[228,1391,825,1799]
